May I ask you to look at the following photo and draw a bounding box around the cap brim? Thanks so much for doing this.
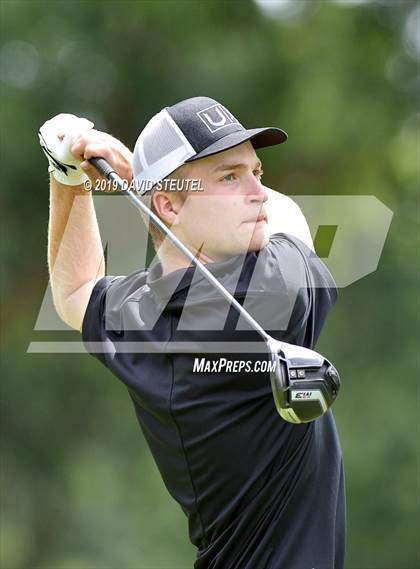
[185,127,288,163]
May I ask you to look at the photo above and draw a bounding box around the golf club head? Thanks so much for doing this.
[267,338,341,424]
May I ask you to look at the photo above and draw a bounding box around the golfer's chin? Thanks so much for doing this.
[237,222,269,254]
[248,221,269,251]
[248,234,269,253]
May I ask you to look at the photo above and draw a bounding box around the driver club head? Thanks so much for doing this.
[267,338,341,424]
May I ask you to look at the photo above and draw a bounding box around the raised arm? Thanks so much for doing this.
[41,115,133,331]
[48,177,105,332]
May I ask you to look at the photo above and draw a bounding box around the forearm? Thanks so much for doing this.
[48,176,105,319]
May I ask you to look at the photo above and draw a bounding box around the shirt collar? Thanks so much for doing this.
[145,251,252,304]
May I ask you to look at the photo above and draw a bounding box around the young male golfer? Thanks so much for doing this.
[40,96,346,569]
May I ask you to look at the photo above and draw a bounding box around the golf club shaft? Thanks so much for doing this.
[89,157,272,344]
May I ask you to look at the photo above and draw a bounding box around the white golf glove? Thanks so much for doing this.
[38,113,94,186]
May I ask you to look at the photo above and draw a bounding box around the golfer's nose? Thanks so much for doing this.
[245,175,268,204]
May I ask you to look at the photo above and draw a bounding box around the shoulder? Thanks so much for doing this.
[82,268,149,338]
[87,268,148,307]
[258,232,337,294]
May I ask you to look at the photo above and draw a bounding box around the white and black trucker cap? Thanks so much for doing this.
[133,96,288,195]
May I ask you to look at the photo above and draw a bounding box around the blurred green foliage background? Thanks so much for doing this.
[1,1,419,568]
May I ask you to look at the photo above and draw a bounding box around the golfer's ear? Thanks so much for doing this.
[152,191,182,226]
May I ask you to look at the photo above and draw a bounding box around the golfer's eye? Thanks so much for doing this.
[222,173,236,183]
[253,168,264,179]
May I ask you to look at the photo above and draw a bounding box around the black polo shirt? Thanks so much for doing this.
[82,233,346,569]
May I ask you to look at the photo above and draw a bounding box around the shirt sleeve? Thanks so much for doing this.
[81,269,147,364]
[81,276,120,365]
[273,233,338,347]
[280,232,338,304]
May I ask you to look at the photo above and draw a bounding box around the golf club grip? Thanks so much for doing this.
[88,157,116,179]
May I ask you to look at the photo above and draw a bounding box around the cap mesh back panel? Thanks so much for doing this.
[142,114,187,167]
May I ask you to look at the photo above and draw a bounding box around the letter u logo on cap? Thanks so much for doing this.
[197,104,239,133]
